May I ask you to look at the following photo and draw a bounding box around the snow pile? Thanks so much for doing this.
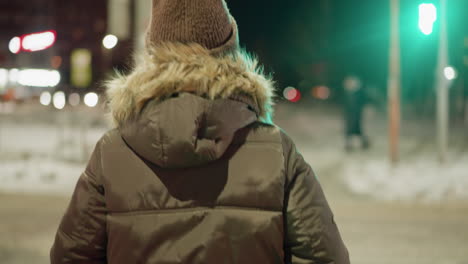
[0,114,108,196]
[0,157,83,195]
[343,154,468,202]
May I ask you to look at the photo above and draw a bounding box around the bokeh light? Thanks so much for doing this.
[9,68,19,83]
[53,91,66,110]
[18,69,61,87]
[21,30,56,52]
[84,92,99,107]
[102,34,118,49]
[8,37,21,54]
[312,86,331,100]
[444,66,457,81]
[39,91,52,106]
[68,93,81,107]
[0,69,8,88]
[283,87,301,102]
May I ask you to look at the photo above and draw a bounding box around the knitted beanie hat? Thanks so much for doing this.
[147,0,239,53]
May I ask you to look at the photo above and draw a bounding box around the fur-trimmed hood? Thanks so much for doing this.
[105,43,276,168]
[106,43,275,127]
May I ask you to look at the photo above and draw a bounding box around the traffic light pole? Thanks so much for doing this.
[388,0,401,165]
[436,0,449,163]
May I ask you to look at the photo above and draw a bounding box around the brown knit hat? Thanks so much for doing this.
[146,0,239,53]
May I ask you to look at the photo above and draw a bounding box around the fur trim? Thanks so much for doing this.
[106,43,275,127]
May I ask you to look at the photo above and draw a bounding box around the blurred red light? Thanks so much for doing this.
[51,56,62,69]
[283,87,301,102]
[290,90,301,102]
[20,30,57,53]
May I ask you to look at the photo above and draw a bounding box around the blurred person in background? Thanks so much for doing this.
[50,0,349,263]
[343,74,370,151]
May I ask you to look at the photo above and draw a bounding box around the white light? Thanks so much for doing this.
[22,31,56,52]
[18,69,61,87]
[39,91,52,106]
[419,4,437,35]
[69,93,80,106]
[53,91,66,110]
[9,68,19,83]
[444,66,457,81]
[0,69,8,88]
[283,87,297,100]
[9,37,21,54]
[84,92,99,107]
[103,34,118,49]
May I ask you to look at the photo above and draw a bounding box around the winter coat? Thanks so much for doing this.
[50,43,349,264]
[344,87,366,136]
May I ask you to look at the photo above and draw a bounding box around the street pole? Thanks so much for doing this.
[388,0,401,165]
[436,0,449,163]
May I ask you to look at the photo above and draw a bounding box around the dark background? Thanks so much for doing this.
[0,0,467,110]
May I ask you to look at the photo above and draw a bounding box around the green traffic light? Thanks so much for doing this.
[418,3,437,35]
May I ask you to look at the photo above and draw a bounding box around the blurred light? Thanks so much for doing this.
[39,91,52,106]
[18,69,61,87]
[419,4,437,35]
[8,37,21,54]
[9,68,19,83]
[68,93,80,106]
[71,49,92,88]
[312,86,330,100]
[53,91,66,109]
[283,87,294,99]
[0,69,8,88]
[444,66,457,80]
[22,30,56,52]
[283,87,301,103]
[51,56,62,69]
[84,92,99,107]
[103,34,118,49]
[344,75,362,91]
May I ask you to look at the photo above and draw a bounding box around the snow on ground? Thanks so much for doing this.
[0,105,108,195]
[338,107,468,202]
[343,154,468,202]
[0,157,85,195]
[275,102,468,203]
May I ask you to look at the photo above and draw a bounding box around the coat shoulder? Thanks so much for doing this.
[243,122,282,144]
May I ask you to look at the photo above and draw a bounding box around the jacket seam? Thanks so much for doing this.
[108,206,282,216]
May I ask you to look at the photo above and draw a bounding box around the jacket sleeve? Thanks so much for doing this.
[281,132,349,264]
[50,138,107,264]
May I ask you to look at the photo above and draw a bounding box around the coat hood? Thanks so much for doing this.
[120,93,257,168]
[106,43,276,168]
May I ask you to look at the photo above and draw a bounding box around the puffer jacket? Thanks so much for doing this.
[50,43,349,264]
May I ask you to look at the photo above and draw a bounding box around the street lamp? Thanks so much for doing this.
[40,92,52,106]
[103,34,118,49]
[443,66,457,81]
[8,37,21,54]
[53,91,66,110]
[84,92,99,107]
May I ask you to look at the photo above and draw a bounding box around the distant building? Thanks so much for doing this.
[0,0,113,96]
